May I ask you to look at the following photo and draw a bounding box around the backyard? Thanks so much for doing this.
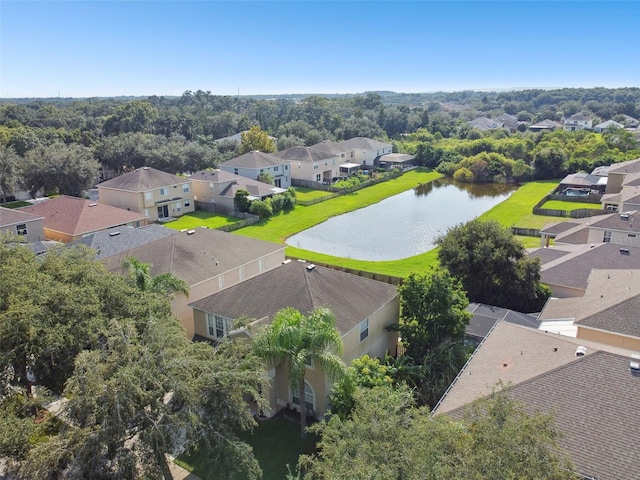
[176,416,318,480]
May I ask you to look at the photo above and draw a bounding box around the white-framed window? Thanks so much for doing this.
[176,204,182,213]
[360,318,369,342]
[16,223,27,235]
[285,165,288,170]
[292,381,314,412]
[145,191,153,201]
[313,163,319,170]
[159,187,168,196]
[603,231,612,243]
[315,174,321,182]
[183,183,189,193]
[207,313,228,338]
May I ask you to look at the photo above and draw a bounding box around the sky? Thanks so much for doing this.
[1,0,639,98]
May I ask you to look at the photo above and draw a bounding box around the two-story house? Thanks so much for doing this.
[563,113,593,132]
[97,167,195,222]
[276,145,341,184]
[338,137,393,169]
[218,151,291,189]
[0,206,45,242]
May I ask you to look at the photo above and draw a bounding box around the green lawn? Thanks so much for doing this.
[294,187,334,202]
[176,417,318,480]
[541,200,602,211]
[0,200,30,208]
[162,210,242,230]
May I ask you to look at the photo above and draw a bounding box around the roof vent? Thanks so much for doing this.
[630,354,640,375]
[620,213,629,220]
[143,166,149,170]
[575,346,587,357]
[187,230,196,235]
[109,231,121,237]
[88,203,98,207]
[306,264,316,271]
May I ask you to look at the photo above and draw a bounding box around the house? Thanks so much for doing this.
[594,119,624,133]
[604,157,640,194]
[540,211,640,248]
[494,113,519,131]
[97,167,195,222]
[433,320,640,480]
[558,172,607,194]
[0,206,45,242]
[616,114,640,129]
[465,302,540,344]
[276,145,341,184]
[101,227,286,337]
[338,137,393,169]
[563,113,593,131]
[68,224,177,260]
[466,117,502,131]
[376,153,416,171]
[189,169,286,213]
[188,260,400,418]
[218,151,291,189]
[539,269,640,349]
[528,242,640,297]
[527,119,561,132]
[18,196,149,243]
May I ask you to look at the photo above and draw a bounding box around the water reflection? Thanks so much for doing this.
[287,179,518,261]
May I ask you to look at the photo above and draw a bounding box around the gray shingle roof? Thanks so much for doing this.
[587,210,640,233]
[534,243,640,291]
[435,321,640,480]
[97,167,188,192]
[311,140,349,156]
[189,169,283,198]
[189,260,398,335]
[219,151,285,169]
[608,157,640,175]
[338,137,392,150]
[466,117,502,130]
[565,113,592,122]
[102,227,285,286]
[68,224,177,260]
[466,303,541,340]
[276,146,336,162]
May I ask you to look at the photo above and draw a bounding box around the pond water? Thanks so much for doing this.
[286,178,518,261]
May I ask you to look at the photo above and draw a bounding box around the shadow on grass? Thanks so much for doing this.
[177,414,318,480]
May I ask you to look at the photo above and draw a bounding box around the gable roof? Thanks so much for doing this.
[68,224,176,260]
[219,151,285,169]
[587,210,640,233]
[595,119,624,130]
[189,260,398,336]
[564,113,592,122]
[189,169,284,198]
[494,113,519,129]
[434,321,640,480]
[528,119,561,129]
[97,167,188,192]
[311,140,349,156]
[276,145,337,162]
[607,157,640,175]
[466,302,540,340]
[466,116,501,130]
[530,243,640,291]
[0,206,43,228]
[19,196,148,237]
[102,227,285,286]
[338,137,392,150]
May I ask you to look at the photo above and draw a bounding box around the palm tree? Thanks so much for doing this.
[122,256,189,298]
[253,307,346,438]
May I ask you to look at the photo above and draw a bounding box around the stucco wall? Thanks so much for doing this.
[577,326,640,351]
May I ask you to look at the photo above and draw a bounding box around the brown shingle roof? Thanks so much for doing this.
[435,322,640,480]
[0,206,43,227]
[97,167,188,192]
[19,196,147,237]
[102,227,285,286]
[189,260,398,335]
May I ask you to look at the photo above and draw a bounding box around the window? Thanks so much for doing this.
[360,318,369,342]
[274,166,279,172]
[16,223,27,235]
[145,191,153,201]
[292,381,314,412]
[159,187,168,196]
[315,174,321,182]
[285,165,288,170]
[603,231,612,243]
[629,234,636,238]
[207,313,228,338]
[184,201,190,208]
[176,204,182,213]
[313,163,319,170]
[234,168,239,175]
[183,183,189,193]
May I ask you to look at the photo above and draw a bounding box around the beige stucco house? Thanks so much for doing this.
[101,227,286,337]
[188,260,399,419]
[0,206,45,242]
[97,167,195,222]
[276,145,341,184]
[189,169,286,212]
[218,151,291,189]
[338,137,393,169]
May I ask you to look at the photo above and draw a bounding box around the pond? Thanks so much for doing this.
[286,178,518,261]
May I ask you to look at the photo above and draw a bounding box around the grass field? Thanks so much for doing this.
[162,210,241,230]
[541,200,602,211]
[176,417,317,480]
[294,187,334,202]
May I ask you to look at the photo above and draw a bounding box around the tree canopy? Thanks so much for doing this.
[436,218,550,312]
[252,307,346,438]
[239,125,276,154]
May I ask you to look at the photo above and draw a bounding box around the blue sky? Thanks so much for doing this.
[1,1,639,98]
